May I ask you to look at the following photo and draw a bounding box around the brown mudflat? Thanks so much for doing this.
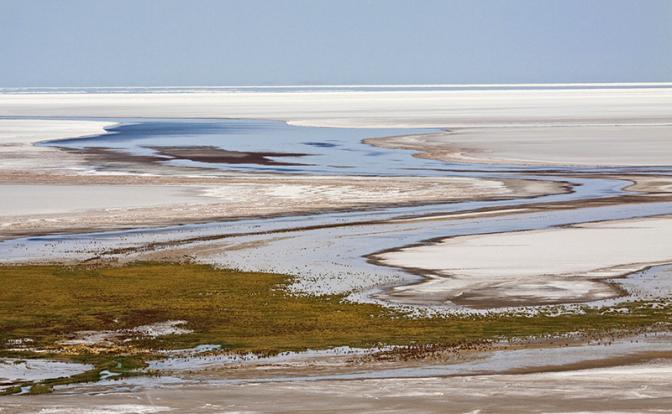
[61,145,311,167]
[149,145,311,166]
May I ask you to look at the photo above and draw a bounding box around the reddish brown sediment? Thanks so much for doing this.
[57,145,312,167]
[149,145,310,166]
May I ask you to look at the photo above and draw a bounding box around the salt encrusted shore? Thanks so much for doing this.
[372,216,672,307]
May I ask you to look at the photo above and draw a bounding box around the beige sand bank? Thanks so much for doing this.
[373,216,672,307]
[367,124,672,167]
[625,175,672,194]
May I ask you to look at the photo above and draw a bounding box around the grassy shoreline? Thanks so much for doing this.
[1,262,671,393]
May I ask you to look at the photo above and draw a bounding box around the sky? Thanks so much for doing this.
[1,0,671,87]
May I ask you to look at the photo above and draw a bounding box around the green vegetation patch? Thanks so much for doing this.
[1,262,671,393]
[1,262,671,354]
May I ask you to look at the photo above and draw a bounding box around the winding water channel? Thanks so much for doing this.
[4,118,672,313]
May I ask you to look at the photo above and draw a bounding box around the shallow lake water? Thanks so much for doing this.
[3,117,671,312]
[45,119,445,175]
[42,118,672,176]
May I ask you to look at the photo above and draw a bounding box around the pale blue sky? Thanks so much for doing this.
[1,0,671,87]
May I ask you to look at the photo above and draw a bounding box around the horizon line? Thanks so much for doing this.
[2,81,672,91]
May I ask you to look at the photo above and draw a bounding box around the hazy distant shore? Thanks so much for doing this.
[1,87,671,128]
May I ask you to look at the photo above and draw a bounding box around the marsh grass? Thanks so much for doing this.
[1,262,671,393]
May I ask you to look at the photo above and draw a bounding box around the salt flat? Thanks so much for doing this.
[1,88,671,128]
[0,185,203,216]
[374,216,672,306]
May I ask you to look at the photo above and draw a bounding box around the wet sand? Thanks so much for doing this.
[4,348,672,413]
[5,328,672,409]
